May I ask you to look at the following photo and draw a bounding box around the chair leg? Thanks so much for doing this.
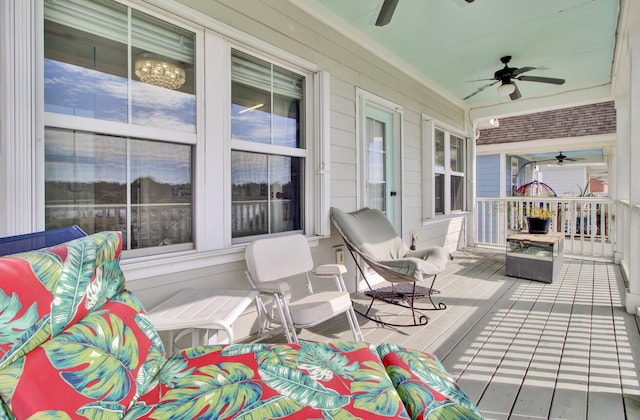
[425,275,447,311]
[273,293,298,344]
[346,308,364,341]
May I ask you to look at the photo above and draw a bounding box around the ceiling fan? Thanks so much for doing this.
[464,56,565,101]
[375,0,477,26]
[541,152,584,165]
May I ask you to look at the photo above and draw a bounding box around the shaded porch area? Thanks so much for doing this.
[272,248,640,419]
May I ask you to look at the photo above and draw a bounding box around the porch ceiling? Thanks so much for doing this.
[294,0,622,115]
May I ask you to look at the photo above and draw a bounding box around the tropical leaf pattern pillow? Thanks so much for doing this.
[377,343,484,420]
[129,342,411,419]
[0,232,125,370]
[0,291,166,420]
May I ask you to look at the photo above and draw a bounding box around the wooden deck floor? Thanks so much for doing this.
[288,247,640,420]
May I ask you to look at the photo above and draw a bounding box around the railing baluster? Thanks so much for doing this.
[474,196,615,258]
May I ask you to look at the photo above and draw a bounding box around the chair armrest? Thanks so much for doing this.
[379,258,422,279]
[380,252,449,278]
[314,264,347,277]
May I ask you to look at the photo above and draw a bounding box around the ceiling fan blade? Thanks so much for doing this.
[517,75,566,85]
[463,80,499,100]
[509,83,522,100]
[375,0,399,26]
[512,66,536,76]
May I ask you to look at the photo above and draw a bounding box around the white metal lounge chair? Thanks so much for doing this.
[330,207,452,327]
[245,233,363,343]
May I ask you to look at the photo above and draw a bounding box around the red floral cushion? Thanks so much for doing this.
[377,343,483,419]
[0,291,166,419]
[0,232,125,370]
[130,342,411,419]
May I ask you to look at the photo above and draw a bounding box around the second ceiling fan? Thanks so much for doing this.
[376,0,476,26]
[464,56,566,101]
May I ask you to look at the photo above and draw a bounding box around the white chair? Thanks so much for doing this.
[245,234,363,344]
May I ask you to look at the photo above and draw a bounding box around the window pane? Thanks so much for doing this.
[44,0,128,121]
[451,175,464,211]
[231,50,304,148]
[435,129,445,169]
[450,135,464,172]
[231,151,302,238]
[435,173,445,214]
[270,155,302,234]
[366,117,386,212]
[45,128,127,236]
[131,10,196,132]
[44,128,193,251]
[130,140,193,249]
[44,0,197,132]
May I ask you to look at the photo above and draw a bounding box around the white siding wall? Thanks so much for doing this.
[132,0,467,340]
[538,165,587,196]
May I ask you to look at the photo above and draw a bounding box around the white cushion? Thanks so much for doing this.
[288,291,352,327]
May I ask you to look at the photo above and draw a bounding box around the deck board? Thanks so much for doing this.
[251,247,640,419]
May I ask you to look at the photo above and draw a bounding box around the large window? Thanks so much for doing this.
[43,0,195,255]
[31,0,324,258]
[424,119,466,217]
[230,50,306,239]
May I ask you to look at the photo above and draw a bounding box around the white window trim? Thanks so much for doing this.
[226,44,329,243]
[422,113,468,221]
[37,1,204,259]
[355,88,404,230]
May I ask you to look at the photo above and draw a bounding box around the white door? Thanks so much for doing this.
[357,90,402,232]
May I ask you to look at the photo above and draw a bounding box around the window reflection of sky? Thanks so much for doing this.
[45,129,191,185]
[231,104,298,148]
[45,59,195,132]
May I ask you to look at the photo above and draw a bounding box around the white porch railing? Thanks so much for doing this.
[475,197,615,259]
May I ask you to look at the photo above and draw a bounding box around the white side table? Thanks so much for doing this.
[147,288,258,353]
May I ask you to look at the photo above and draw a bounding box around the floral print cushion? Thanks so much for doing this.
[0,232,125,370]
[0,290,166,420]
[377,343,483,420]
[128,342,411,419]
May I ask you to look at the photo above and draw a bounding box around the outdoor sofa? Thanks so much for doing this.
[0,231,483,419]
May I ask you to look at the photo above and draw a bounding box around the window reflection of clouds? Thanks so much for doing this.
[131,81,195,132]
[45,59,127,121]
[45,130,126,184]
[45,129,191,185]
[231,105,271,144]
[130,141,191,184]
[231,105,298,148]
[45,60,196,131]
[231,151,292,185]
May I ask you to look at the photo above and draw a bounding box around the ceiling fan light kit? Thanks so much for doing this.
[497,82,516,96]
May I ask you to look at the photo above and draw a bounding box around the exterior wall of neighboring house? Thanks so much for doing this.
[537,165,587,197]
[476,155,501,198]
[0,0,469,340]
[477,101,617,146]
[475,101,617,199]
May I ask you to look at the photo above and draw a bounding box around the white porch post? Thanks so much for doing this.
[0,0,38,236]
[622,23,640,314]
[468,125,478,247]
